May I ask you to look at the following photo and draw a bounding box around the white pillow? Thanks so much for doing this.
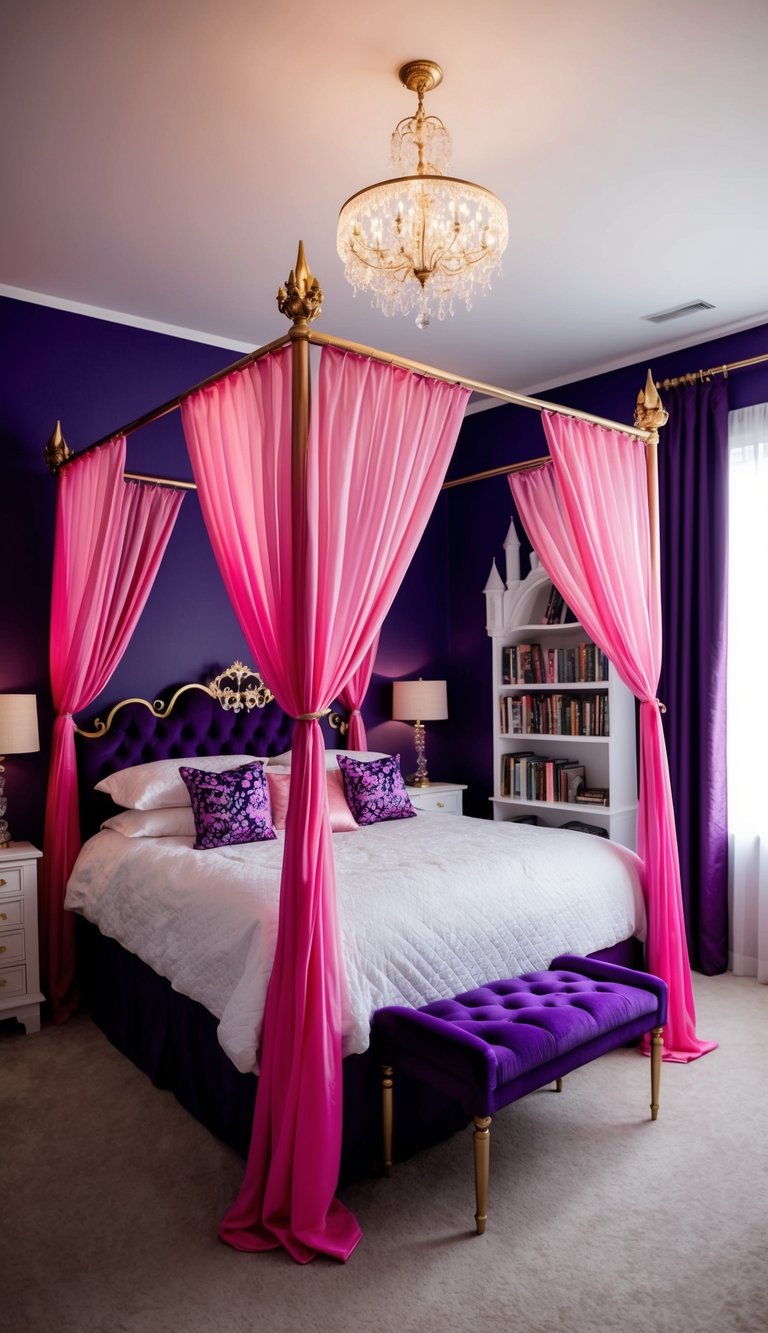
[102,807,196,838]
[268,748,389,770]
[95,755,263,810]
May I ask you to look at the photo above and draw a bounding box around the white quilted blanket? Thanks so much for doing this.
[65,814,645,1074]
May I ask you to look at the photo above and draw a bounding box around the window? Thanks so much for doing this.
[727,403,768,980]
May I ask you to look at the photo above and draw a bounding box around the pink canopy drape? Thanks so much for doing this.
[510,412,715,1062]
[40,441,183,1020]
[181,342,469,1263]
[338,633,379,749]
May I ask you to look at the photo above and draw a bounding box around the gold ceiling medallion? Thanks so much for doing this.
[337,60,508,327]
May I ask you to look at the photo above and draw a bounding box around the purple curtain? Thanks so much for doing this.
[658,380,729,974]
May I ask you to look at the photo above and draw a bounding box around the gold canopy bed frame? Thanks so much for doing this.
[46,243,673,1239]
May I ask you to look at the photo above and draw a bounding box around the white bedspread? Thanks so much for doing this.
[65,814,645,1074]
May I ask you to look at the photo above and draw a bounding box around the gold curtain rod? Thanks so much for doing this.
[308,330,650,441]
[124,471,197,490]
[441,455,552,490]
[657,348,768,390]
[113,457,554,495]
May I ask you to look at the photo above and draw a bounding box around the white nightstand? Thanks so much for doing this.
[407,782,467,816]
[0,842,44,1034]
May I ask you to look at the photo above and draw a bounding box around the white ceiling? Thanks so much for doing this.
[3,0,768,392]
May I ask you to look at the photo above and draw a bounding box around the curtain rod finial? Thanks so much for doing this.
[44,420,72,475]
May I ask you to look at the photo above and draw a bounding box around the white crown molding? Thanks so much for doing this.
[0,284,255,353]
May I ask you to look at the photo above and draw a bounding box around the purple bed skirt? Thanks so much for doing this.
[78,920,643,1185]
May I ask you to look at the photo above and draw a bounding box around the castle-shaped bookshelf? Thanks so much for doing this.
[484,520,637,849]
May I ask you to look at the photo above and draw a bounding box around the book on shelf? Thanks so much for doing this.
[500,752,589,804]
[543,585,566,625]
[501,640,610,687]
[499,690,609,738]
[574,787,610,806]
[564,766,586,803]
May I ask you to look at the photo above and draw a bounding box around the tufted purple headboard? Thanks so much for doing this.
[74,679,303,839]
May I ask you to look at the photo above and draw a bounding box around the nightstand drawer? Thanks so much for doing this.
[410,789,464,815]
[0,964,26,997]
[0,929,25,965]
[0,866,23,898]
[0,899,23,927]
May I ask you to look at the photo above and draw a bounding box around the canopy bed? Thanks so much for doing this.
[42,244,713,1265]
[66,663,646,1178]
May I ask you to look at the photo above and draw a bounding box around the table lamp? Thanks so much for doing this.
[0,694,40,848]
[392,678,448,786]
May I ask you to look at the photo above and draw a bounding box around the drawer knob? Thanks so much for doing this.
[0,945,6,954]
[436,801,445,808]
[0,978,6,987]
[0,879,5,887]
[0,912,6,921]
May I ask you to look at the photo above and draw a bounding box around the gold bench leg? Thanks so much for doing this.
[650,1026,663,1121]
[382,1065,394,1175]
[555,1077,563,1092]
[473,1115,492,1235]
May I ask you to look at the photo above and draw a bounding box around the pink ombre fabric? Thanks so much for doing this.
[41,441,183,1019]
[510,412,715,1062]
[181,343,468,1263]
[338,633,379,749]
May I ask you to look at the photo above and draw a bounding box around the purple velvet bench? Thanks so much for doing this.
[372,954,668,1235]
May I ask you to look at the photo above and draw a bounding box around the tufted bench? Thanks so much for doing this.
[372,954,667,1234]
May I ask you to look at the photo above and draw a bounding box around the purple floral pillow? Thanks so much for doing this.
[179,760,276,850]
[336,753,416,827]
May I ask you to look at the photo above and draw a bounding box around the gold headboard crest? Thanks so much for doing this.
[75,661,273,738]
[208,661,273,712]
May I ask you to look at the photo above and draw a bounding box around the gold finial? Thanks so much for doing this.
[277,241,323,332]
[44,420,72,475]
[634,369,669,444]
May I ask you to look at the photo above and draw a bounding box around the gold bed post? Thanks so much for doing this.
[277,242,324,637]
[634,370,668,596]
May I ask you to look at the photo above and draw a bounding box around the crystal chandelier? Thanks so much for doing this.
[337,61,508,328]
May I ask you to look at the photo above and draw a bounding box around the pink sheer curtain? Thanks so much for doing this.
[40,440,183,1020]
[510,412,715,1062]
[181,343,468,1263]
[338,633,379,749]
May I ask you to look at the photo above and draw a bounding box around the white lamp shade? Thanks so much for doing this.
[392,679,448,722]
[0,694,40,754]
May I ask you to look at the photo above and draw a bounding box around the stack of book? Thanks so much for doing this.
[574,787,610,807]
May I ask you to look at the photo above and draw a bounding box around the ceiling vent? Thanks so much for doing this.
[641,300,715,325]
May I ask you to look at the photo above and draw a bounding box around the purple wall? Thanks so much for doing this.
[1,296,451,846]
[446,322,768,816]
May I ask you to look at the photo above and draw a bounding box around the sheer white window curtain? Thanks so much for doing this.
[728,403,768,981]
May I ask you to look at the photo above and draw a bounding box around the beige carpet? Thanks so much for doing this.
[2,973,767,1333]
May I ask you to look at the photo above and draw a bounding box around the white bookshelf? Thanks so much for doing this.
[484,526,637,850]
